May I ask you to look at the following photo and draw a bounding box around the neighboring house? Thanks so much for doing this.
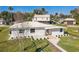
[32,14,50,24]
[63,18,76,25]
[0,18,5,25]
[10,21,65,39]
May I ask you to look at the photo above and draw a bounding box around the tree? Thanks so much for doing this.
[55,13,58,16]
[53,13,59,22]
[1,11,11,25]
[70,8,79,25]
[8,6,13,11]
[24,12,34,21]
[41,8,48,14]
[59,13,65,18]
[8,6,13,24]
[33,8,48,15]
[13,12,25,23]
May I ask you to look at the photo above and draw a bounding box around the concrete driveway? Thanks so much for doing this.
[47,35,67,52]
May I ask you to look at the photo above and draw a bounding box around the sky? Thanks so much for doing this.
[0,6,78,15]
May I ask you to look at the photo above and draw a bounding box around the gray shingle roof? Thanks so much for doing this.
[10,21,64,29]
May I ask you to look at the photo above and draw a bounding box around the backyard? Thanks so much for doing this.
[0,26,60,52]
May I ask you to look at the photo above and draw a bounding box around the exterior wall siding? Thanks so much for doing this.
[0,21,3,24]
[33,17,50,21]
[0,20,4,24]
[11,28,46,39]
[64,21,76,25]
[10,28,64,39]
[51,28,64,37]
[73,21,76,24]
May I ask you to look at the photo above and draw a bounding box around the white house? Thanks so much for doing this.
[10,21,65,39]
[32,14,50,24]
[0,18,5,25]
[63,18,76,25]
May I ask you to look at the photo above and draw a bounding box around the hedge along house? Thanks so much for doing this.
[10,21,65,39]
[32,14,50,24]
[63,18,76,25]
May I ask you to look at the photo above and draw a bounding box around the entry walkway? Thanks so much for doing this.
[47,35,60,44]
[47,35,67,52]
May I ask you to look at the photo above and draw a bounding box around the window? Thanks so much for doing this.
[60,28,63,32]
[19,29,24,33]
[30,29,35,33]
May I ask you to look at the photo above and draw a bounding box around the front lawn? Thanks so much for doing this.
[0,26,10,42]
[0,37,60,52]
[58,36,79,52]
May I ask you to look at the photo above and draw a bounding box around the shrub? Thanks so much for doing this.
[40,38,42,40]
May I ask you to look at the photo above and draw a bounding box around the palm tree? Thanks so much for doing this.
[54,13,59,20]
[41,8,48,14]
[8,6,13,24]
[8,6,13,11]
[33,8,48,15]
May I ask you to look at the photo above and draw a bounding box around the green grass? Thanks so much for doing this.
[0,38,34,52]
[66,27,79,37]
[34,39,60,52]
[43,43,61,52]
[58,26,79,52]
[0,37,59,52]
[0,26,10,42]
[55,24,66,27]
[58,36,79,52]
[55,24,79,37]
